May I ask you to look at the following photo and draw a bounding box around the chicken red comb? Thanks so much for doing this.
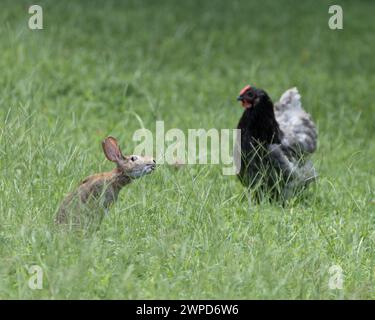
[239,85,252,96]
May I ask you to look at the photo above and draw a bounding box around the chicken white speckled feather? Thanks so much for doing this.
[275,87,317,155]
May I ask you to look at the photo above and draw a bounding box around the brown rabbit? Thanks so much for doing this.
[55,136,156,230]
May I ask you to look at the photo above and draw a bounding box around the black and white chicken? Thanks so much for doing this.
[235,85,317,201]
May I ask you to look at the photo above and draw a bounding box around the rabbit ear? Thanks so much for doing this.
[102,136,124,163]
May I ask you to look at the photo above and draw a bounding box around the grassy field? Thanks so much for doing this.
[0,0,374,299]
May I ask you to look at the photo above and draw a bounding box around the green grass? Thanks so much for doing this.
[0,0,374,299]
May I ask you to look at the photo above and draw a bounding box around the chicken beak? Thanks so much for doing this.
[237,96,244,101]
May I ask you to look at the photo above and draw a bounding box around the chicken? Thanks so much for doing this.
[235,85,317,201]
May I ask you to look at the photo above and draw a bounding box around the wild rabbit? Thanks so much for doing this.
[56,136,156,230]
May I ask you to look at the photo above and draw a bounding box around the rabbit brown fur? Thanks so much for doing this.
[56,136,156,230]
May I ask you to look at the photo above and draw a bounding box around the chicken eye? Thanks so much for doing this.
[246,91,254,98]
[131,156,138,162]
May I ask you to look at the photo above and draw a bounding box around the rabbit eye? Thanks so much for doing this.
[131,156,138,162]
